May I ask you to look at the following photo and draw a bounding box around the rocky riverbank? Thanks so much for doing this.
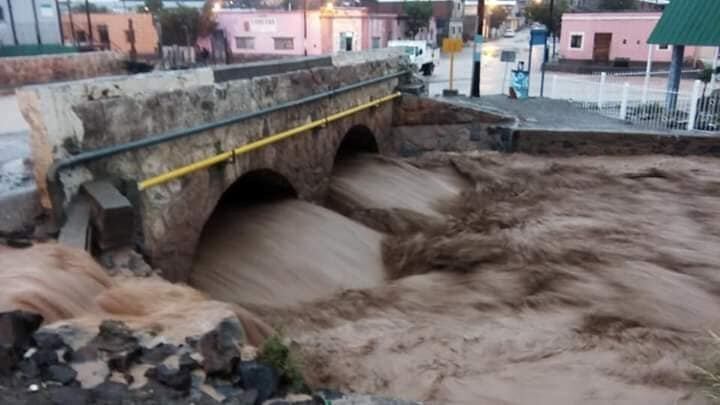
[0,308,421,405]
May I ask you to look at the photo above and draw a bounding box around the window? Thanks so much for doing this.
[569,33,583,50]
[76,30,87,42]
[97,24,110,46]
[235,37,255,49]
[274,37,294,50]
[622,39,627,45]
[0,5,4,22]
[658,44,669,50]
[372,36,381,49]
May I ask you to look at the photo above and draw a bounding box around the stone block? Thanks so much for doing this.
[80,181,134,251]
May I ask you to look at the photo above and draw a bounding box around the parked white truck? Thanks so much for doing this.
[388,40,440,76]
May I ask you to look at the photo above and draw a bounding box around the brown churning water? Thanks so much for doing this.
[3,152,720,404]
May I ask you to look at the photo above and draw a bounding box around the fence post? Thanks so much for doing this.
[620,82,630,120]
[687,79,701,131]
[551,74,558,99]
[598,72,606,109]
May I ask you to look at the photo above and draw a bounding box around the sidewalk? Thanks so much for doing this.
[448,95,698,133]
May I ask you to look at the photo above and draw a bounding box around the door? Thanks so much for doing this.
[593,33,612,63]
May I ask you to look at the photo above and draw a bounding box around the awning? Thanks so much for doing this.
[648,0,720,46]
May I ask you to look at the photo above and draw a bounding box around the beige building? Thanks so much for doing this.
[62,13,158,57]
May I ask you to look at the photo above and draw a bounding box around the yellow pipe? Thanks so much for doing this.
[138,92,401,191]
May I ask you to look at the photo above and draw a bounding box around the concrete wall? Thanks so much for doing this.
[392,95,513,156]
[18,53,405,281]
[0,51,125,89]
[511,129,720,157]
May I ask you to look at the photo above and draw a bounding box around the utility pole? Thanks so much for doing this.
[55,0,65,44]
[30,0,42,45]
[85,0,94,46]
[67,0,76,45]
[303,0,307,56]
[549,0,555,58]
[470,0,485,97]
[7,0,19,45]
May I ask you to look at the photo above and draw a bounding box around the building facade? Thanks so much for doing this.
[371,0,463,43]
[0,0,62,46]
[559,12,715,65]
[212,7,429,59]
[61,13,158,56]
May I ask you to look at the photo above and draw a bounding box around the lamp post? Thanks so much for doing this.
[303,0,308,56]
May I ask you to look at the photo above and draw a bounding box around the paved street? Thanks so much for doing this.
[428,29,541,97]
[427,28,699,101]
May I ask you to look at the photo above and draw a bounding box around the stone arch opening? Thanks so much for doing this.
[219,169,298,205]
[190,169,298,282]
[334,125,379,162]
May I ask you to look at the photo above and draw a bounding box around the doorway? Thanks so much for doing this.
[593,33,612,63]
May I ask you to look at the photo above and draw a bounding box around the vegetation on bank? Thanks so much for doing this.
[260,334,307,393]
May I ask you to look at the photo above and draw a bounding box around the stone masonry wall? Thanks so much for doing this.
[19,54,404,281]
[512,129,720,157]
[0,51,126,90]
[391,95,514,156]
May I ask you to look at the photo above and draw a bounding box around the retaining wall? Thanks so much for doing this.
[0,51,126,90]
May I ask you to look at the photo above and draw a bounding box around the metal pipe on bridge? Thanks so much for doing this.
[46,71,408,217]
[137,92,401,190]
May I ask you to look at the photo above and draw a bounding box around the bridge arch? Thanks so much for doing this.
[334,125,380,162]
[219,169,299,204]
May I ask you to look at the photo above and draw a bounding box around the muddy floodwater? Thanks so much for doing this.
[4,152,720,404]
[195,152,720,404]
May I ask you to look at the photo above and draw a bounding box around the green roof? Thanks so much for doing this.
[648,0,720,46]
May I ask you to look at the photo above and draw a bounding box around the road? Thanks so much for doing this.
[428,29,538,97]
[427,28,699,101]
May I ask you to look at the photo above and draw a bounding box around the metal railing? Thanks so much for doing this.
[548,74,719,132]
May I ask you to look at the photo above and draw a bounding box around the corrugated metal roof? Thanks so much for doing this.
[648,0,720,46]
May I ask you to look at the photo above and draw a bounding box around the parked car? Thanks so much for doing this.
[504,29,516,38]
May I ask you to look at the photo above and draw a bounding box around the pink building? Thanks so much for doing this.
[212,7,410,59]
[559,12,711,64]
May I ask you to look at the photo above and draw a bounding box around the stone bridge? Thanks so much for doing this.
[18,52,431,281]
[23,51,715,283]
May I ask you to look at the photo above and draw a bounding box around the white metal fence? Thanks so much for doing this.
[548,73,720,132]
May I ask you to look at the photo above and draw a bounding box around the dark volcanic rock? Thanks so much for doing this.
[146,364,192,391]
[197,319,244,375]
[30,348,59,368]
[45,364,78,385]
[0,311,43,374]
[141,343,178,364]
[73,320,141,372]
[49,386,91,405]
[91,381,132,402]
[237,361,278,404]
[95,320,138,353]
[33,331,66,351]
[179,352,200,371]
